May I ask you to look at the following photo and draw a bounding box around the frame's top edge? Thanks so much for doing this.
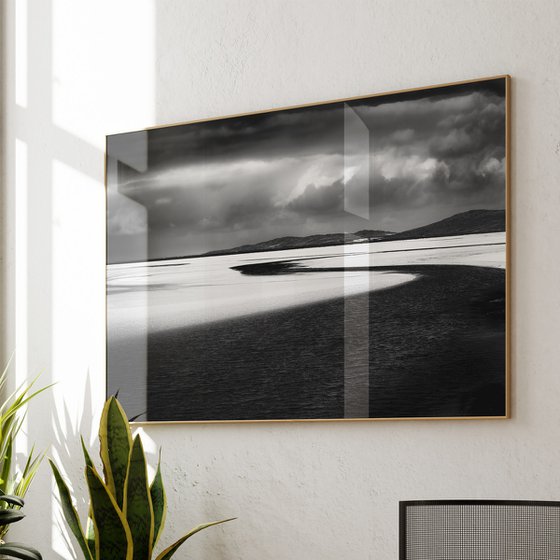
[400,500,560,507]
[105,74,511,139]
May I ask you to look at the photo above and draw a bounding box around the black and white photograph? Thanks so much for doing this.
[106,76,508,422]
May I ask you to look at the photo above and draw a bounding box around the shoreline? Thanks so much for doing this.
[107,231,506,268]
[106,232,505,336]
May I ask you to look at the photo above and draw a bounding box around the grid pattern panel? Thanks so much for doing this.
[402,502,560,560]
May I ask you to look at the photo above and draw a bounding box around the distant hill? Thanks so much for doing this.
[203,230,394,257]
[354,229,395,241]
[199,210,504,258]
[389,209,505,241]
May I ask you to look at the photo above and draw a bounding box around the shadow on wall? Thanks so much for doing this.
[50,375,97,559]
[49,374,158,559]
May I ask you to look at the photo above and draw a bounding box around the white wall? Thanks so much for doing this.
[2,1,560,558]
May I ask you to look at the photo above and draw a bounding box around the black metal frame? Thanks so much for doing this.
[399,499,560,560]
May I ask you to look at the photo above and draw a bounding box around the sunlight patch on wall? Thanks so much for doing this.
[52,0,156,148]
[15,0,28,107]
[51,159,105,426]
[14,138,28,457]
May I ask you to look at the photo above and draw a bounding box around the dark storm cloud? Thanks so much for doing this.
[287,179,344,217]
[118,103,345,179]
[107,78,507,263]
[115,78,505,176]
[281,86,505,219]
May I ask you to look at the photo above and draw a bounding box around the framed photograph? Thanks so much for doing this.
[106,75,510,423]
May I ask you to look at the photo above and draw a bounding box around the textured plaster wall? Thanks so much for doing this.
[2,1,560,558]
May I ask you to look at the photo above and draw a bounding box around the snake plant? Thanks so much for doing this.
[0,362,51,539]
[50,396,234,560]
[0,492,43,559]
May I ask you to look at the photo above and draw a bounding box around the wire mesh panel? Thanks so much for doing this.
[400,500,560,560]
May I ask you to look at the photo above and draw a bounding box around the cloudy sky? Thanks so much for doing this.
[107,78,506,263]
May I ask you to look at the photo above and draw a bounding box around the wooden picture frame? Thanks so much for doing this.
[106,75,510,423]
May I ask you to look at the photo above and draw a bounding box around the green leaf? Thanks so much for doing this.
[0,509,25,524]
[155,518,236,560]
[0,423,19,487]
[14,451,43,498]
[0,369,50,503]
[150,450,166,548]
[85,516,96,560]
[0,379,54,428]
[80,437,96,558]
[0,367,50,539]
[99,397,132,508]
[85,466,132,560]
[49,460,94,560]
[0,437,13,494]
[0,495,24,507]
[0,542,43,560]
[80,436,94,470]
[20,445,36,480]
[123,436,154,560]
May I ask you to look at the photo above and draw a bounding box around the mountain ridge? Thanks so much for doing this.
[387,209,505,241]
[195,209,505,258]
[202,230,393,256]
